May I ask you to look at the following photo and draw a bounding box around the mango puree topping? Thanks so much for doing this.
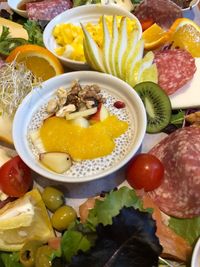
[40,115,128,160]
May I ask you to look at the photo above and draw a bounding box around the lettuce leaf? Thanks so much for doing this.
[0,252,22,267]
[61,230,92,262]
[87,186,145,227]
[66,207,162,267]
[169,216,200,246]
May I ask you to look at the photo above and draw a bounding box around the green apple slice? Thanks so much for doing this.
[81,23,105,72]
[129,51,154,87]
[102,16,112,74]
[115,17,127,79]
[126,39,144,85]
[121,29,140,81]
[109,16,118,76]
[139,64,158,84]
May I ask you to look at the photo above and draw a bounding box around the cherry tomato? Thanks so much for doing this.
[0,156,32,197]
[126,153,164,192]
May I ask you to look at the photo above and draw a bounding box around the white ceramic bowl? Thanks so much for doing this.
[7,0,28,18]
[191,237,200,267]
[43,4,142,70]
[13,71,146,183]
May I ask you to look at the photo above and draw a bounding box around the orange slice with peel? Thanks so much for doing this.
[142,23,169,50]
[168,18,200,57]
[6,44,64,81]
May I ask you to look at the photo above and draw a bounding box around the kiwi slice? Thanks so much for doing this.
[134,81,172,133]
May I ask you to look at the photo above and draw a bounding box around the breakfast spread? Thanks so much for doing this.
[0,0,199,266]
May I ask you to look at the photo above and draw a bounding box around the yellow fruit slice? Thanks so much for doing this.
[6,44,64,81]
[142,23,168,50]
[169,18,200,57]
[40,116,128,160]
[0,189,55,251]
[169,17,200,33]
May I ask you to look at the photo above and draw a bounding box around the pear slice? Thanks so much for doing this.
[83,41,97,70]
[81,23,105,72]
[109,16,118,76]
[102,16,112,74]
[139,64,158,84]
[39,152,72,174]
[126,39,144,85]
[115,17,128,79]
[129,51,155,87]
[121,29,140,80]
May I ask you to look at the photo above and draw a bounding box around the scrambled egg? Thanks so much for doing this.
[53,16,137,62]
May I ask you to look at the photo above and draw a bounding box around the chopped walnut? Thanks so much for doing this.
[46,99,58,113]
[46,81,105,116]
[185,111,200,126]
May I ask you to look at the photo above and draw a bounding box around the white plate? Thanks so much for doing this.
[191,237,200,267]
[7,0,27,18]
[43,4,142,70]
[170,58,200,109]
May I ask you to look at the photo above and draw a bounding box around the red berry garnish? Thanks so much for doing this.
[114,101,125,109]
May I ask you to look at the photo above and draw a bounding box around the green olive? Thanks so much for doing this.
[42,187,65,212]
[19,240,43,267]
[51,205,77,232]
[35,245,54,267]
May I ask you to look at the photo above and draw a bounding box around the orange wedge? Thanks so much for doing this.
[142,23,169,50]
[6,44,64,81]
[169,18,200,57]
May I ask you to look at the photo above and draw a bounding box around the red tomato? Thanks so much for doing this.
[126,153,164,192]
[0,156,33,197]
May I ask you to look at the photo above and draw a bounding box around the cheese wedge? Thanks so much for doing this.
[0,113,13,144]
[0,18,28,39]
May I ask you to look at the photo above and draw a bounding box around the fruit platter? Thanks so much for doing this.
[0,0,200,266]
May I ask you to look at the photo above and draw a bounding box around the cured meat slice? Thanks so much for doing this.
[148,126,200,218]
[142,195,192,262]
[27,0,72,21]
[154,49,196,95]
[134,0,182,29]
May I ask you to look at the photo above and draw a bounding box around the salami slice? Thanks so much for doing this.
[27,0,72,21]
[148,126,200,218]
[154,49,196,95]
[133,0,182,29]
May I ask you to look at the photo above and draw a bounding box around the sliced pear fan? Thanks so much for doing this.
[81,23,105,73]
[81,16,157,86]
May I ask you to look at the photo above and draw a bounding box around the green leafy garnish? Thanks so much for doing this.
[0,26,10,42]
[87,186,144,227]
[73,0,100,6]
[169,216,200,246]
[23,20,44,46]
[170,110,185,125]
[61,230,92,262]
[0,252,23,267]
